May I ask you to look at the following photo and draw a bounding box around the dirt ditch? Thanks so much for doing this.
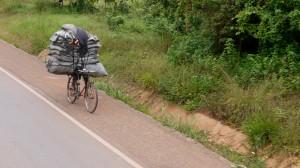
[108,80,300,168]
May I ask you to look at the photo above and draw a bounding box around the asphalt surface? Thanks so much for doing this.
[0,70,134,168]
[0,39,232,168]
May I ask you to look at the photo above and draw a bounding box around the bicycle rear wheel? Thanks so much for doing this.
[84,82,98,113]
[67,76,78,104]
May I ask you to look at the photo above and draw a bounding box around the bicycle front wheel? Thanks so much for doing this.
[67,76,78,104]
[84,82,98,113]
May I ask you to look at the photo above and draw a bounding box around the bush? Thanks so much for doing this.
[243,113,280,151]
[233,55,280,86]
[114,0,131,14]
[120,18,146,33]
[106,15,125,31]
[105,0,131,15]
[137,72,158,89]
[208,80,282,125]
[158,66,222,110]
[70,0,99,13]
[279,109,300,153]
[2,0,26,14]
[34,0,53,13]
[127,21,145,33]
[233,47,300,89]
[150,17,173,36]
[221,38,239,70]
[167,31,213,65]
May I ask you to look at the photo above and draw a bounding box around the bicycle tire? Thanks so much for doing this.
[84,82,98,113]
[67,76,78,104]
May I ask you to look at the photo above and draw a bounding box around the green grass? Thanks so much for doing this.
[94,80,149,114]
[0,0,34,14]
[158,116,265,168]
[0,1,299,157]
[243,113,280,152]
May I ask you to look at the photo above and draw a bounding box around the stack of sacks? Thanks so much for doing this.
[84,35,108,77]
[46,27,108,77]
[47,30,77,74]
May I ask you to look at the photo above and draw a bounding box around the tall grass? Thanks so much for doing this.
[207,80,300,154]
[209,80,281,125]
[0,0,33,13]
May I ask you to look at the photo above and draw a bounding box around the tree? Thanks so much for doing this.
[58,0,63,6]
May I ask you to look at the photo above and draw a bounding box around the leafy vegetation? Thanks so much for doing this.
[0,0,299,157]
[243,112,280,151]
[142,0,300,155]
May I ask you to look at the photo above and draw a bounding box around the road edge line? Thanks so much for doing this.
[0,66,144,168]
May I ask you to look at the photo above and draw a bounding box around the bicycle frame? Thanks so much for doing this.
[69,43,90,89]
[66,43,98,113]
[76,75,90,97]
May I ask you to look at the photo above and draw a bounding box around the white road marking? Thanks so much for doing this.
[0,66,144,168]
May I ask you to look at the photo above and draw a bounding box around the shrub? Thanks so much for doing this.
[127,21,145,33]
[208,80,282,125]
[148,17,174,38]
[2,0,26,14]
[114,0,131,14]
[233,55,281,86]
[121,18,146,33]
[70,0,99,13]
[137,72,158,89]
[233,46,300,90]
[221,38,239,69]
[106,15,125,31]
[243,113,280,151]
[158,66,221,110]
[167,31,213,65]
[105,0,131,15]
[279,109,300,153]
[34,0,54,13]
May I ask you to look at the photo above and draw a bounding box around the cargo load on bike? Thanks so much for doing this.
[46,24,108,77]
[46,24,105,113]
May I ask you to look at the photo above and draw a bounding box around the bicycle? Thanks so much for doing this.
[66,45,98,113]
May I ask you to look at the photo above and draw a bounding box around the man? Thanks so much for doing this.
[61,24,91,88]
[61,24,89,58]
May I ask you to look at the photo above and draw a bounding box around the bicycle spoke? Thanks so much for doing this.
[67,76,78,104]
[84,82,98,113]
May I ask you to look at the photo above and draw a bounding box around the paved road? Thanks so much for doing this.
[0,40,231,168]
[0,70,134,168]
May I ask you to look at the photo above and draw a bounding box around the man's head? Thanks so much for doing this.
[61,24,89,56]
[61,24,79,45]
[61,24,77,34]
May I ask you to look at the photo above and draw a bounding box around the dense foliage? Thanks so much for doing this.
[145,0,300,88]
[132,0,300,153]
[69,0,99,12]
